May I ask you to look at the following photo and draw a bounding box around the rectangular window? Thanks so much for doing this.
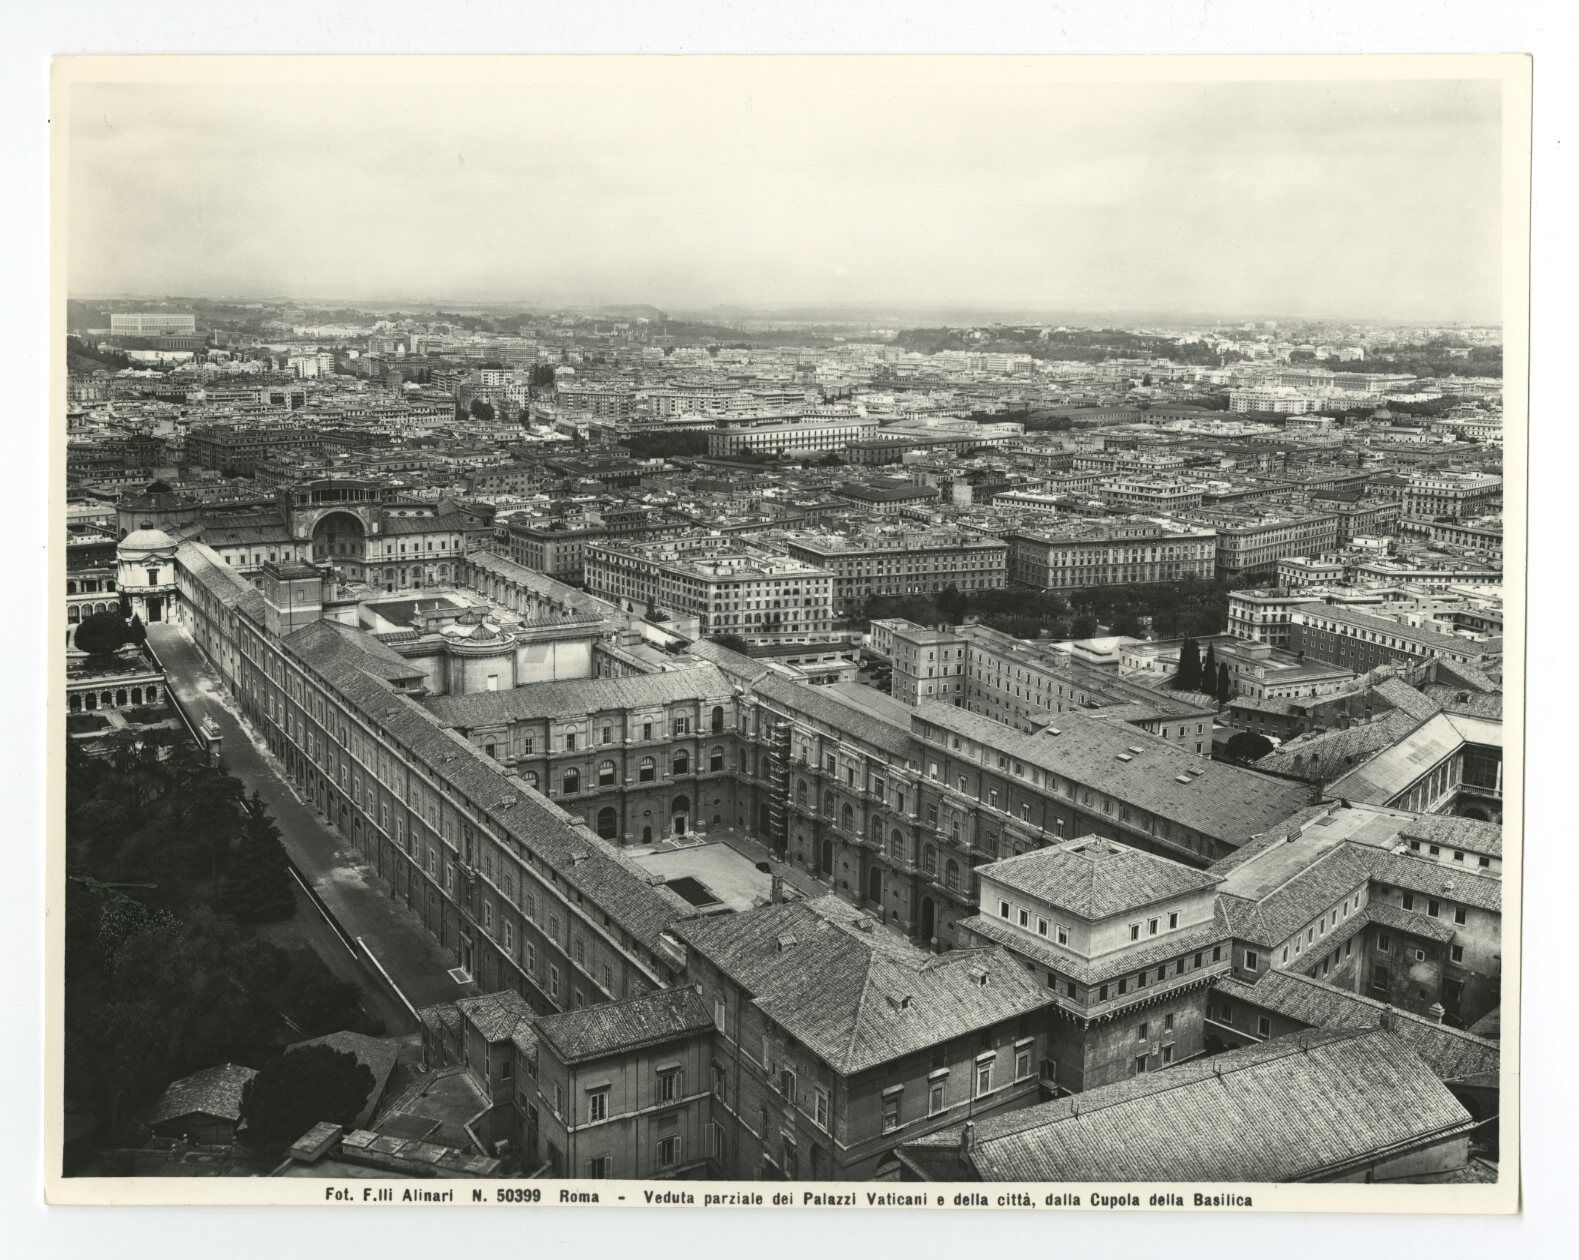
[658,1069,680,1104]
[586,1156,610,1178]
[1056,923,1069,945]
[882,1093,901,1133]
[713,998,728,1033]
[1015,1048,1031,1081]
[1402,893,1415,911]
[1454,907,1468,926]
[976,1060,993,1096]
[1130,923,1141,942]
[1134,1055,1148,1076]
[998,900,1010,919]
[928,1081,945,1116]
[1428,899,1441,918]
[814,1088,829,1130]
[1257,1016,1272,1037]
[657,1135,681,1168]
[1136,1022,1148,1042]
[1451,945,1465,964]
[1377,933,1391,953]
[1162,1044,1174,1065]
[1148,918,1159,936]
[1037,917,1049,937]
[589,1089,609,1122]
[1167,912,1179,930]
[1244,950,1259,973]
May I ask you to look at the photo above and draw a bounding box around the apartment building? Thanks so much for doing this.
[1005,519,1218,592]
[585,536,834,643]
[777,528,1007,617]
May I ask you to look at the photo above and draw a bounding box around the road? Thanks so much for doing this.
[148,623,468,1024]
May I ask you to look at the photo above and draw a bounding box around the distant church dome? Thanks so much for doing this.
[119,525,177,555]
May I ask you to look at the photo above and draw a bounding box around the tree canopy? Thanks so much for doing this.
[73,610,137,659]
[239,1045,374,1147]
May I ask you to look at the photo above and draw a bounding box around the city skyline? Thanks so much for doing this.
[66,66,1503,323]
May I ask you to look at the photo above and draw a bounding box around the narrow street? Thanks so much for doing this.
[148,623,468,1022]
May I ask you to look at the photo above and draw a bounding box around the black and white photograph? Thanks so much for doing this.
[42,45,1530,1214]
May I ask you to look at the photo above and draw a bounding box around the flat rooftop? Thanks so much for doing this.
[629,838,773,913]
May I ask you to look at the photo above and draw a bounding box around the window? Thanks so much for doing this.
[1129,923,1141,942]
[1056,923,1069,945]
[1377,933,1391,953]
[814,1088,829,1129]
[598,760,615,786]
[1451,945,1465,964]
[998,900,1010,920]
[713,998,728,1033]
[1428,899,1441,918]
[1211,945,1222,962]
[639,756,655,782]
[1244,950,1259,973]
[1164,1013,1174,1032]
[882,1091,902,1132]
[1257,1016,1272,1037]
[976,1059,993,1097]
[1167,912,1179,930]
[1134,1055,1148,1076]
[589,1089,609,1122]
[1136,1022,1148,1042]
[1454,907,1468,926]
[928,1081,945,1116]
[1148,918,1159,936]
[778,1069,796,1105]
[657,1135,681,1169]
[1162,1045,1174,1065]
[1017,908,1030,928]
[586,1156,610,1178]
[1036,917,1049,937]
[1402,893,1415,911]
[658,1069,681,1104]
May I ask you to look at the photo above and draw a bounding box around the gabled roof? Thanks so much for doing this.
[976,836,1221,921]
[1213,971,1499,1083]
[674,896,1051,1075]
[534,987,714,1065]
[900,1027,1473,1182]
[422,664,732,730]
[148,1063,257,1126]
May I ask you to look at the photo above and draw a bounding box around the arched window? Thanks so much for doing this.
[561,768,580,796]
[597,760,616,786]
[922,845,937,876]
[639,756,655,783]
[795,780,808,805]
[890,828,905,860]
[67,606,80,624]
[524,770,539,788]
[130,687,142,705]
[709,745,724,772]
[66,580,77,595]
[944,858,961,891]
[596,806,619,840]
[868,815,881,841]
[710,705,725,733]
[842,803,855,831]
[672,750,690,776]
[823,790,835,816]
[671,794,690,816]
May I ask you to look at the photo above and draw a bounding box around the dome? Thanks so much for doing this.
[120,525,177,554]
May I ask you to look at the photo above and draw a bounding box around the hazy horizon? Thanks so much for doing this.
[66,68,1505,324]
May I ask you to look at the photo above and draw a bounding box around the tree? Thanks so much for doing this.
[1070,612,1100,639]
[73,610,134,659]
[1225,731,1275,763]
[293,978,365,1036]
[239,1044,374,1146]
[126,614,147,646]
[1170,637,1202,691]
[469,398,495,422]
[1216,661,1234,705]
[218,812,295,924]
[937,583,967,626]
[708,633,752,656]
[1201,642,1218,688]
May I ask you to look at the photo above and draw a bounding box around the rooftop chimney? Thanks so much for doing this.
[1427,1002,1445,1025]
[770,873,786,904]
[1379,1008,1396,1032]
[959,1121,977,1155]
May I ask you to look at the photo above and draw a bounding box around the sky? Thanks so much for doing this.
[64,64,1507,322]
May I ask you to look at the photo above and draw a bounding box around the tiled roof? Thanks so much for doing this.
[900,1027,1473,1182]
[1362,899,1456,944]
[1327,712,1476,803]
[1215,844,1373,948]
[914,704,1312,847]
[1256,710,1420,779]
[148,1063,257,1126]
[1213,972,1499,1083]
[959,902,1231,986]
[534,987,714,1064]
[265,608,697,955]
[674,896,1051,1075]
[175,540,257,608]
[755,673,913,760]
[1371,676,1445,721]
[456,990,536,1042]
[1395,815,1503,858]
[422,664,733,729]
[1364,849,1503,913]
[380,511,489,536]
[976,836,1221,920]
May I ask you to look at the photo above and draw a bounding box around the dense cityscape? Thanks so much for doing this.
[63,297,1505,1186]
